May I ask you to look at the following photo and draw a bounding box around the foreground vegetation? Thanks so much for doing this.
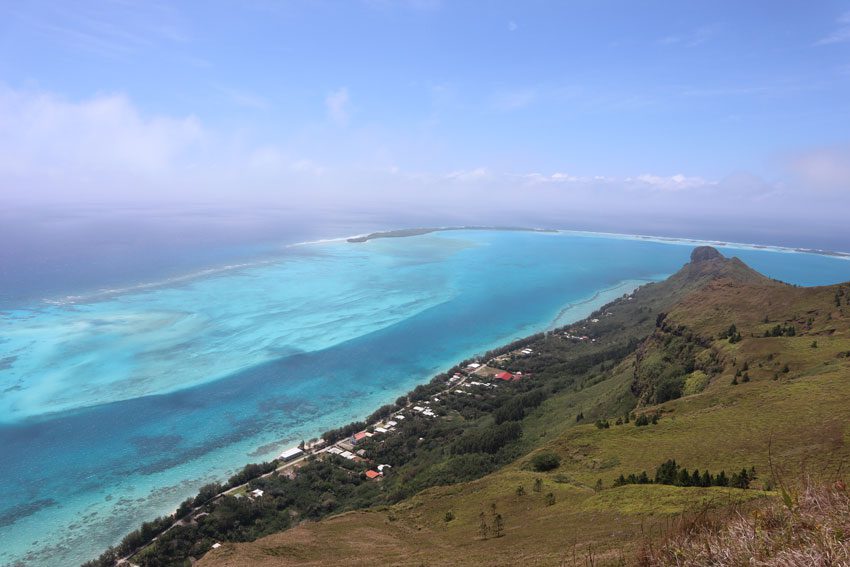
[83,247,850,566]
[637,480,850,565]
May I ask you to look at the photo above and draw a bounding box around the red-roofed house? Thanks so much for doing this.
[365,470,381,479]
[352,431,368,444]
[496,371,513,381]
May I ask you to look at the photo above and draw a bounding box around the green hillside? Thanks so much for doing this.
[104,248,850,567]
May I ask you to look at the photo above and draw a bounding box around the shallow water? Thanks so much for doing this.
[1,230,849,566]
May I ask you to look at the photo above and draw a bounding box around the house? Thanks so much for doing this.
[352,431,368,444]
[374,426,388,434]
[211,543,222,549]
[496,371,514,381]
[377,464,392,473]
[278,447,304,462]
[386,420,397,427]
[340,451,356,460]
[365,470,381,480]
[250,489,264,498]
[327,446,344,455]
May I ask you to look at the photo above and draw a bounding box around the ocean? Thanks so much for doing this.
[1,225,849,566]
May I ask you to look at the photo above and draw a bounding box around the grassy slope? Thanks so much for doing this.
[200,250,850,566]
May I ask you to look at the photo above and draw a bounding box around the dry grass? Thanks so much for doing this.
[636,480,850,566]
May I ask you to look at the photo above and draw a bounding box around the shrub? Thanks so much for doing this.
[531,452,561,472]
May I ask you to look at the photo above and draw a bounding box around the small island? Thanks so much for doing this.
[346,226,558,243]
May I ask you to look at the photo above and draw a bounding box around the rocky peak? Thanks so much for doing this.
[690,246,724,263]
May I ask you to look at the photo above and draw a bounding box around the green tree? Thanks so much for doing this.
[493,513,504,537]
[531,452,561,472]
[478,511,489,539]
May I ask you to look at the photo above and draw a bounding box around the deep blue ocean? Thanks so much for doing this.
[2,216,850,566]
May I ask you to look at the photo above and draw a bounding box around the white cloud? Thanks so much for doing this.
[628,173,714,191]
[0,87,204,177]
[508,20,518,32]
[816,10,850,45]
[325,87,351,125]
[0,86,329,204]
[445,167,490,182]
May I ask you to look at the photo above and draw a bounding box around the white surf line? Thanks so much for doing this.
[553,228,850,259]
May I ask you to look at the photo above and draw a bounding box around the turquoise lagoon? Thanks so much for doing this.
[1,229,849,566]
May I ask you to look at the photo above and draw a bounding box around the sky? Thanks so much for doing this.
[1,1,850,245]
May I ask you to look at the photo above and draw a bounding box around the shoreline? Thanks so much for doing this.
[107,276,633,565]
[255,276,658,460]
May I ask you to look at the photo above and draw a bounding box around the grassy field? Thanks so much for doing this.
[198,250,850,566]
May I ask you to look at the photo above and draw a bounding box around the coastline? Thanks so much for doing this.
[98,275,641,566]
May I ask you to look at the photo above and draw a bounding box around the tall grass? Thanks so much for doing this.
[636,479,850,566]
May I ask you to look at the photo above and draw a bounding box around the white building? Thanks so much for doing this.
[278,447,304,462]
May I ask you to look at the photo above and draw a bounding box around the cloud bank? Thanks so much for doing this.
[1,86,848,246]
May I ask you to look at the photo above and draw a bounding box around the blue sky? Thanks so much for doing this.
[1,1,850,241]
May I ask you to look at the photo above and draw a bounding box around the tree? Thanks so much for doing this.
[515,485,525,496]
[444,510,454,522]
[531,452,561,472]
[493,513,504,537]
[533,478,543,493]
[478,512,489,539]
[741,372,750,383]
[655,459,679,484]
[545,492,556,506]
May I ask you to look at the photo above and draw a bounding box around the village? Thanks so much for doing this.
[254,344,540,487]
[226,299,629,496]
